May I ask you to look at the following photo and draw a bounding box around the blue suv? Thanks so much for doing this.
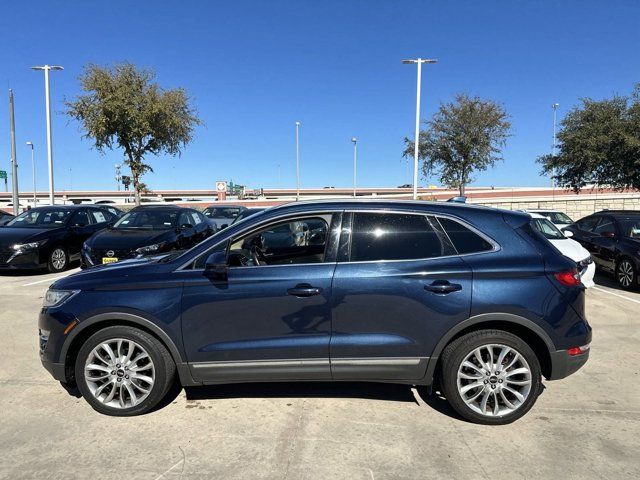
[39,200,591,424]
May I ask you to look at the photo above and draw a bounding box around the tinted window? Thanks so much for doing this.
[6,208,72,228]
[618,217,640,239]
[114,210,178,230]
[593,217,615,235]
[438,217,494,253]
[350,213,444,262]
[204,207,242,219]
[70,210,90,226]
[90,209,111,224]
[577,216,600,232]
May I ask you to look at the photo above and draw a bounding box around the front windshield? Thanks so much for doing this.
[531,218,565,240]
[6,208,72,228]
[618,218,640,239]
[113,210,178,230]
[203,207,241,219]
[539,211,573,225]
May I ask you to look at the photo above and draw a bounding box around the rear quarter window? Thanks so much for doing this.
[437,217,494,254]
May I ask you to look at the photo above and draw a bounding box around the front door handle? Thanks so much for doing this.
[287,283,323,297]
[424,280,462,294]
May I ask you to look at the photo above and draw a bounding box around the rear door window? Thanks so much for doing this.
[437,217,494,254]
[576,216,600,232]
[349,213,448,262]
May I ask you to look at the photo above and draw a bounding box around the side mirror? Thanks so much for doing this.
[220,223,228,229]
[563,230,573,238]
[601,231,616,238]
[204,251,228,280]
[181,223,193,230]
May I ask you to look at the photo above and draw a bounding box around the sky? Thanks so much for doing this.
[1,0,639,192]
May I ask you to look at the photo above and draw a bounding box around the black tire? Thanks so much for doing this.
[616,257,637,291]
[440,329,542,425]
[75,326,175,416]
[47,246,69,273]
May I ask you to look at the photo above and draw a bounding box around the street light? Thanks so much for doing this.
[402,58,437,200]
[31,65,63,205]
[351,137,357,197]
[26,142,36,206]
[115,164,122,191]
[551,103,559,188]
[295,121,301,201]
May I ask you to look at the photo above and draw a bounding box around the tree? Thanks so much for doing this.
[67,63,202,205]
[404,93,511,195]
[538,85,640,192]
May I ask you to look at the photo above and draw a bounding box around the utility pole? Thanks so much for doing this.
[551,103,559,188]
[8,90,19,215]
[31,65,63,205]
[115,164,122,191]
[351,137,358,197]
[26,142,36,206]
[402,58,437,200]
[295,121,301,201]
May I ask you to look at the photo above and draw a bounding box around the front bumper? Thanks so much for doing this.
[0,250,46,270]
[41,358,67,381]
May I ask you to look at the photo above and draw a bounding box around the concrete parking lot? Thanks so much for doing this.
[0,269,638,480]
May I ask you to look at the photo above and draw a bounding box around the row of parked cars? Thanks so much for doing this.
[0,204,265,273]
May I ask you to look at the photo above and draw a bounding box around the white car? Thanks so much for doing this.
[528,213,595,288]
[526,209,575,231]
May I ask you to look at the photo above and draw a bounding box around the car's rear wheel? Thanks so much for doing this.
[616,258,637,290]
[75,326,175,416]
[47,247,68,273]
[440,329,542,425]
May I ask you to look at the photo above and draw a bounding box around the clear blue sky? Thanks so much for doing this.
[1,1,639,192]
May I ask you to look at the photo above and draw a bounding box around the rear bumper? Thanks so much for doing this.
[548,349,590,380]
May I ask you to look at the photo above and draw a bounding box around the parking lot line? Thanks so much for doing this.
[593,286,640,305]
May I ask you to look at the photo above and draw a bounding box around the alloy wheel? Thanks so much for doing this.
[456,344,532,417]
[617,260,634,288]
[84,338,155,409]
[51,248,66,271]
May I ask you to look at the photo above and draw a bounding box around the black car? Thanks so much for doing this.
[0,205,118,272]
[96,205,125,219]
[564,210,640,289]
[81,205,213,268]
[0,211,15,226]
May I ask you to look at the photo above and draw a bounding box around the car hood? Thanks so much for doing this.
[87,228,174,250]
[53,257,164,290]
[0,227,63,247]
[548,238,590,262]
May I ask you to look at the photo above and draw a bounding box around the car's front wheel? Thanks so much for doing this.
[616,258,637,290]
[440,329,542,425]
[47,247,68,273]
[75,326,175,416]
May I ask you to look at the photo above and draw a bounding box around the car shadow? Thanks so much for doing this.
[593,272,620,289]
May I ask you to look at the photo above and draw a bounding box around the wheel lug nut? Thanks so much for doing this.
[124,367,129,371]
[116,364,121,368]
[483,380,488,384]
[491,385,496,389]
[125,375,129,379]
[486,372,490,376]
[499,379,503,383]
[111,371,116,375]
[117,378,122,382]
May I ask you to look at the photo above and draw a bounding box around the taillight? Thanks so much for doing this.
[554,269,582,286]
[568,344,590,356]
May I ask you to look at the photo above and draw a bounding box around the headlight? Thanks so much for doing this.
[43,289,78,308]
[136,242,167,254]
[13,241,41,251]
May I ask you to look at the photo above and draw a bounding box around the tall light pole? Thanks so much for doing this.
[26,142,36,206]
[351,137,357,197]
[31,65,63,205]
[295,121,301,201]
[551,103,559,188]
[115,164,122,191]
[402,58,437,200]
[9,90,19,215]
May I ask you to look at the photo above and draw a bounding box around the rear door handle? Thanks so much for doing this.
[424,280,462,294]
[287,283,323,297]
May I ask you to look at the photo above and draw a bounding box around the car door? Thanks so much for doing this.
[329,211,473,381]
[568,216,600,252]
[590,216,618,271]
[67,209,94,258]
[180,211,341,383]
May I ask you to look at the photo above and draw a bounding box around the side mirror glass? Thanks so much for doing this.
[563,230,573,238]
[204,251,228,280]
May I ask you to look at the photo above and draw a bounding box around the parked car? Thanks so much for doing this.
[0,211,15,226]
[0,205,117,272]
[526,209,574,231]
[563,210,640,290]
[97,205,125,219]
[81,205,213,268]
[231,207,266,225]
[39,200,590,424]
[528,213,595,288]
[202,205,247,230]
